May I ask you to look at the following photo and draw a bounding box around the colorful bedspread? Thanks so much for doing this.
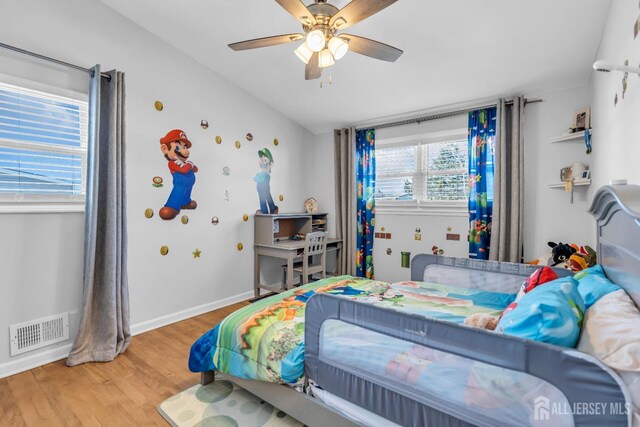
[188,275,516,385]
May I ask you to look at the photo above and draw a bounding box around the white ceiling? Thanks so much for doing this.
[99,0,611,134]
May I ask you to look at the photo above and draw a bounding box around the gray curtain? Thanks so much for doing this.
[490,96,525,263]
[67,66,130,366]
[334,128,357,276]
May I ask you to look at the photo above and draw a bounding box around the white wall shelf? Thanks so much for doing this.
[548,178,591,188]
[549,129,591,143]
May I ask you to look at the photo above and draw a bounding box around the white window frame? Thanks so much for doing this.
[0,78,88,214]
[376,129,468,216]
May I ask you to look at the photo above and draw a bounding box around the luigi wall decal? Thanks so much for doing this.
[158,129,198,220]
[254,148,278,214]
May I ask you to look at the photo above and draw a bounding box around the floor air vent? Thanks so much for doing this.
[10,313,69,356]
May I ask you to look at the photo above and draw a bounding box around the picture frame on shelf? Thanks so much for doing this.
[573,107,591,131]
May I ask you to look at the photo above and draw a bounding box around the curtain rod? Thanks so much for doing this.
[356,98,543,131]
[0,42,111,81]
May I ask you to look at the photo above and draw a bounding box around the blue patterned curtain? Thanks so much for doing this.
[468,108,496,259]
[356,129,375,278]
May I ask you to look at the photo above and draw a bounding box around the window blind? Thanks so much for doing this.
[376,138,469,203]
[376,145,416,200]
[0,82,88,199]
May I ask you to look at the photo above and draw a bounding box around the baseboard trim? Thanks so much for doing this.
[0,290,253,379]
[130,291,253,336]
[0,343,73,379]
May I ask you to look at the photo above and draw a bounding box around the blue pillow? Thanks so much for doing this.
[574,265,620,310]
[497,276,584,347]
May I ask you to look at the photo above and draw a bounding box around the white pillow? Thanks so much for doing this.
[577,289,640,419]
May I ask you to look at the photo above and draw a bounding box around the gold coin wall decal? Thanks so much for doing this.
[181,215,189,224]
[279,194,284,202]
[242,214,248,221]
[237,243,244,251]
[154,101,164,111]
[273,138,279,146]
[215,135,222,144]
[235,140,241,149]
[144,208,154,218]
[160,246,169,256]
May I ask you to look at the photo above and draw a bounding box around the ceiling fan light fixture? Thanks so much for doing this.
[294,42,313,64]
[318,48,335,68]
[332,17,347,29]
[328,36,349,60]
[306,29,326,52]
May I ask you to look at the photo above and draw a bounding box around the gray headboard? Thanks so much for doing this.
[589,184,640,308]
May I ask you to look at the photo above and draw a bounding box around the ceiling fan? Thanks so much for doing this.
[228,0,403,80]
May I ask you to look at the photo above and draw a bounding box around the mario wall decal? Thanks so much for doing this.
[158,129,198,220]
[253,148,278,214]
[254,148,278,214]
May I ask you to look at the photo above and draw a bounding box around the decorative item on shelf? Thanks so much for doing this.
[571,162,586,179]
[304,197,318,213]
[572,107,590,132]
[584,128,592,154]
[560,166,573,182]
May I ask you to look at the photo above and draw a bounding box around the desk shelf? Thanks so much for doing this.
[255,212,328,246]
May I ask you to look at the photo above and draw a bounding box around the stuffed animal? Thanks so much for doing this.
[563,245,597,272]
[464,313,499,330]
[548,241,577,266]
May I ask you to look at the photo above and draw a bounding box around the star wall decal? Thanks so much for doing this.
[193,249,201,258]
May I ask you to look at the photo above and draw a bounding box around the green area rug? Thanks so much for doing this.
[158,377,304,427]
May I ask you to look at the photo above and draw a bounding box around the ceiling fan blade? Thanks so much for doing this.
[229,34,304,51]
[340,34,403,62]
[305,53,322,80]
[275,0,317,26]
[330,0,398,30]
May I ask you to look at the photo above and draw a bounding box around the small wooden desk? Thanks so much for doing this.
[254,238,342,298]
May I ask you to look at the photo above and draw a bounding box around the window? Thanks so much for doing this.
[376,136,469,207]
[0,81,88,210]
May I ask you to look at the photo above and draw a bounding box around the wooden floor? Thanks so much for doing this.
[0,301,250,426]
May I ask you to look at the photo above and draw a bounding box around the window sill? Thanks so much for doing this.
[375,200,468,216]
[0,199,85,214]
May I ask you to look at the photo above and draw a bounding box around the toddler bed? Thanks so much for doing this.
[189,184,640,426]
